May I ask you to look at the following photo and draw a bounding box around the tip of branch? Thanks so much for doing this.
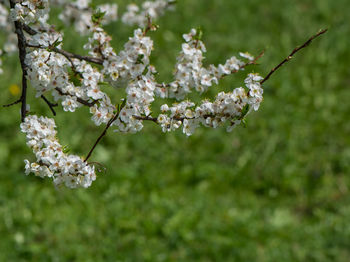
[316,29,328,38]
[257,49,265,59]
[260,28,328,84]
[3,99,22,108]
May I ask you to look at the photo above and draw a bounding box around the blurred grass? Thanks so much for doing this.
[1,0,350,261]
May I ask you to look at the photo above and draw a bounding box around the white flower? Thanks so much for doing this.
[87,87,104,100]
[160,104,169,112]
[90,105,111,126]
[62,96,79,112]
[239,52,254,61]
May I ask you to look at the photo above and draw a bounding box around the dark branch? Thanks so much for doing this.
[3,98,22,107]
[261,29,328,85]
[229,50,265,74]
[41,95,58,116]
[22,23,104,65]
[84,105,124,162]
[26,44,104,65]
[9,0,29,122]
[133,115,158,122]
[50,46,104,65]
[55,88,97,107]
[143,16,153,36]
[22,24,38,35]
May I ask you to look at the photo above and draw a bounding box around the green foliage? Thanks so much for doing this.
[1,0,350,261]
[91,9,106,24]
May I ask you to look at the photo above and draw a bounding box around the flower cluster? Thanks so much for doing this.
[25,47,69,96]
[113,67,157,133]
[122,0,174,27]
[57,0,118,35]
[0,2,17,58]
[168,29,252,100]
[56,0,171,36]
[0,3,8,28]
[75,60,116,126]
[157,73,264,136]
[244,73,264,110]
[103,28,153,81]
[25,41,115,119]
[21,115,96,188]
[84,26,116,58]
[9,0,49,24]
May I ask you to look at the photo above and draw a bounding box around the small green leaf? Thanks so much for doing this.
[120,99,126,110]
[51,38,62,48]
[195,27,203,40]
[92,9,106,24]
[240,104,250,119]
[68,69,81,86]
[62,145,70,154]
[136,54,145,64]
[241,119,247,128]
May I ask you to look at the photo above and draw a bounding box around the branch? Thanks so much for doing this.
[261,29,328,85]
[9,0,29,122]
[55,88,97,107]
[143,16,153,36]
[133,115,158,122]
[133,115,186,122]
[41,95,58,116]
[26,44,104,65]
[22,23,104,65]
[228,50,265,75]
[84,104,125,162]
[3,98,22,107]
[22,24,38,35]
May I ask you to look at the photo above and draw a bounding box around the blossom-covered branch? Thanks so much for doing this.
[1,0,327,188]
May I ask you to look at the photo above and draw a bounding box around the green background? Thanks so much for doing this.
[1,0,350,261]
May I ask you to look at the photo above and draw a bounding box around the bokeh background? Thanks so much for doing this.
[1,0,350,261]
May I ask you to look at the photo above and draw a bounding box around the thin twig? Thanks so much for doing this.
[143,16,153,36]
[41,95,58,116]
[133,115,158,122]
[84,104,124,162]
[134,113,234,124]
[3,98,22,107]
[261,29,328,84]
[229,50,265,75]
[55,88,97,107]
